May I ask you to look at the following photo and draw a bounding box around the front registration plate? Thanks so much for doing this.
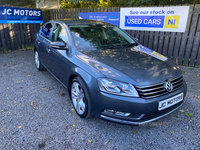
[158,93,183,111]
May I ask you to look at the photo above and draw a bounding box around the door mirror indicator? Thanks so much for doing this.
[50,41,69,50]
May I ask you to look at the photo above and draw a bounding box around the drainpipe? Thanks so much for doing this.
[43,0,45,8]
[58,0,61,9]
[36,0,39,8]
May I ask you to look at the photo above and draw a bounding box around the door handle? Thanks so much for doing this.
[46,48,51,53]
[38,41,40,45]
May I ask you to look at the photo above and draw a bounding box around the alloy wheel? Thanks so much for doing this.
[71,81,86,115]
[35,51,40,69]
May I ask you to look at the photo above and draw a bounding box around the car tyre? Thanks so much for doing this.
[71,77,92,118]
[34,50,45,71]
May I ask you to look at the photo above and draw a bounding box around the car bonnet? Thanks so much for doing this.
[78,45,182,86]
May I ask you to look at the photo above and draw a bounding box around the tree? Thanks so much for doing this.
[61,0,198,8]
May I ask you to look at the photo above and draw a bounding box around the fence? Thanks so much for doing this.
[0,23,41,53]
[0,4,200,67]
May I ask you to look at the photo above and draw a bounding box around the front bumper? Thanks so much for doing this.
[101,103,183,125]
[90,81,187,125]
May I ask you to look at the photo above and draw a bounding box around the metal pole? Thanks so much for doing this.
[43,0,45,8]
[58,0,61,9]
[36,0,40,8]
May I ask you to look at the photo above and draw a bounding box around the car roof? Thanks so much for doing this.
[52,19,115,26]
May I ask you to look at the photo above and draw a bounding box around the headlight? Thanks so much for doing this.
[97,78,139,97]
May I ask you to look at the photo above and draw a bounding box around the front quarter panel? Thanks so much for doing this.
[66,52,105,91]
[70,67,99,91]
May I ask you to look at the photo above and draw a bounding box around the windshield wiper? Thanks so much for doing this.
[98,43,138,50]
[123,43,138,48]
[98,45,124,50]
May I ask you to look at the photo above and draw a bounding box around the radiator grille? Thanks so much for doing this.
[136,76,184,99]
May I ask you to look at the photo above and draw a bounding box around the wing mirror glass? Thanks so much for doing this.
[50,41,69,50]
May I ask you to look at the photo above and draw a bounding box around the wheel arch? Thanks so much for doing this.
[68,67,94,99]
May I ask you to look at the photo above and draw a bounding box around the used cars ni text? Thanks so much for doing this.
[34,19,187,125]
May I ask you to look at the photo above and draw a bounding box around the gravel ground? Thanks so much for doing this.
[0,50,200,150]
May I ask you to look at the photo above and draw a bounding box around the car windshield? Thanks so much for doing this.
[68,25,137,51]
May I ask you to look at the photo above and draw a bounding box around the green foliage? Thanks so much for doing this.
[0,0,197,9]
[184,112,193,118]
[179,109,194,118]
[61,0,197,8]
[97,0,112,7]
[61,0,112,8]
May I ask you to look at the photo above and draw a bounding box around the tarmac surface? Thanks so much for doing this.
[0,50,200,149]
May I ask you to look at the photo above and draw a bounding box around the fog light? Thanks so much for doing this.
[103,109,130,117]
[115,111,130,116]
[104,109,114,113]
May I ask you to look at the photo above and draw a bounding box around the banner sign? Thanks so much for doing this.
[120,6,189,32]
[133,45,167,61]
[0,6,43,23]
[79,12,120,26]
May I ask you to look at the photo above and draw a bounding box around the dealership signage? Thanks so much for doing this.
[0,6,43,23]
[79,12,120,26]
[120,6,189,32]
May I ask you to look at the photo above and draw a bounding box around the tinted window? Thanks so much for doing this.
[52,23,68,43]
[69,25,137,51]
[40,22,53,39]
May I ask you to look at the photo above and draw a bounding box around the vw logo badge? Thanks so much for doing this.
[164,80,173,92]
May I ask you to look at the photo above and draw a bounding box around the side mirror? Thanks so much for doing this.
[50,41,69,50]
